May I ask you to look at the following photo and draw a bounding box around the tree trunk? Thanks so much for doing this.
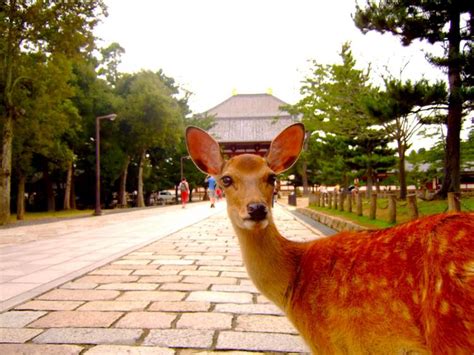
[137,150,146,208]
[438,7,462,198]
[0,115,13,225]
[16,172,25,220]
[301,132,310,196]
[301,159,309,196]
[398,141,407,200]
[63,160,73,210]
[366,166,373,198]
[0,11,17,225]
[43,165,55,212]
[118,156,130,208]
[70,166,76,209]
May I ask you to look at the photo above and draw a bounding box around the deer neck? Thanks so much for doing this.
[231,219,305,310]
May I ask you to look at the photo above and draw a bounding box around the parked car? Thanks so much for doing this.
[156,190,175,205]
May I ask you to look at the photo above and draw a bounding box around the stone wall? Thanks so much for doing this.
[296,207,369,232]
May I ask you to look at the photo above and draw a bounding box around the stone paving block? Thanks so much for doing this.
[148,301,211,312]
[183,255,224,261]
[159,282,209,291]
[113,311,176,328]
[118,291,186,302]
[97,283,158,291]
[158,265,197,271]
[211,284,258,293]
[143,329,214,348]
[103,264,157,270]
[32,328,143,345]
[75,275,139,283]
[77,301,149,311]
[195,260,242,267]
[60,282,98,290]
[89,269,133,276]
[187,291,252,304]
[216,331,310,353]
[132,269,179,276]
[179,269,219,277]
[221,271,249,278]
[0,328,43,343]
[199,265,246,272]
[38,289,119,301]
[137,275,182,283]
[213,303,283,315]
[0,344,83,354]
[235,314,298,334]
[111,259,151,265]
[128,251,155,256]
[150,259,194,266]
[84,345,174,355]
[183,276,237,285]
[147,254,182,260]
[0,310,46,327]
[15,300,84,311]
[177,312,233,330]
[28,311,122,328]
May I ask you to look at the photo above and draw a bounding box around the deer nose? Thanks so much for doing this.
[247,203,268,221]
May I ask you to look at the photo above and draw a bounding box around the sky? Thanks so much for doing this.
[94,0,447,115]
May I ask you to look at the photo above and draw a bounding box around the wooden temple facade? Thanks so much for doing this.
[204,93,299,157]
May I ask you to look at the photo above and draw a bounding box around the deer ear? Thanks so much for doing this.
[266,123,305,174]
[186,126,224,175]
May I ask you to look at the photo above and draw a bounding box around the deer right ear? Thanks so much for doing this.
[266,123,305,174]
[186,126,224,175]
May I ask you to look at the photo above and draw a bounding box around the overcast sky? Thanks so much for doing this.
[94,0,447,115]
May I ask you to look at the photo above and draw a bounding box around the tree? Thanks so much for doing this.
[354,1,474,198]
[0,0,107,224]
[366,78,447,198]
[290,43,394,196]
[115,70,184,207]
[97,42,125,87]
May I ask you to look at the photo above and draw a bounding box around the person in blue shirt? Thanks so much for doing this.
[206,175,217,208]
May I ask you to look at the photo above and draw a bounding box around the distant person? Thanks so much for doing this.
[206,175,217,208]
[178,178,190,208]
[216,187,223,200]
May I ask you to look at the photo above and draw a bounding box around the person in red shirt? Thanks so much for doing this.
[178,178,190,208]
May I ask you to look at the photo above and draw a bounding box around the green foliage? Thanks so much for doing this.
[354,0,473,196]
[115,70,184,154]
[289,43,396,189]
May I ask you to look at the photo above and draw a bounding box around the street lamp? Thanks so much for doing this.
[180,155,190,180]
[94,113,117,216]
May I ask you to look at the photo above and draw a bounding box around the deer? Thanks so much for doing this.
[185,123,474,354]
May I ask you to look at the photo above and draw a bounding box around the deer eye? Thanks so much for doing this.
[221,176,233,187]
[267,174,276,185]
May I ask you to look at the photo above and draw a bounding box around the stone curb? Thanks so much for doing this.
[295,207,369,232]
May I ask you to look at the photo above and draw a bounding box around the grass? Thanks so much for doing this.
[309,196,474,229]
[9,209,94,225]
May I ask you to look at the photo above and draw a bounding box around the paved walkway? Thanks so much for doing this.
[0,201,327,354]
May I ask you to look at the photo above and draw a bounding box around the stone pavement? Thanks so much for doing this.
[0,203,226,311]
[0,201,327,354]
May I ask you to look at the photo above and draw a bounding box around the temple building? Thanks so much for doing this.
[204,93,299,157]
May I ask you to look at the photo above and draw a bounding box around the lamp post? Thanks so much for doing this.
[94,113,117,216]
[180,155,190,180]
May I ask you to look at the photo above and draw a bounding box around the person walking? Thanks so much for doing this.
[206,175,217,208]
[178,178,190,208]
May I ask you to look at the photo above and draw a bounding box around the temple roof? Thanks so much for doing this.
[206,93,296,144]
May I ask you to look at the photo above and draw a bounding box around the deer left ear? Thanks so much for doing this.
[186,126,224,175]
[266,123,305,174]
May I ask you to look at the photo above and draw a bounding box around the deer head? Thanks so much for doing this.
[186,123,305,230]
